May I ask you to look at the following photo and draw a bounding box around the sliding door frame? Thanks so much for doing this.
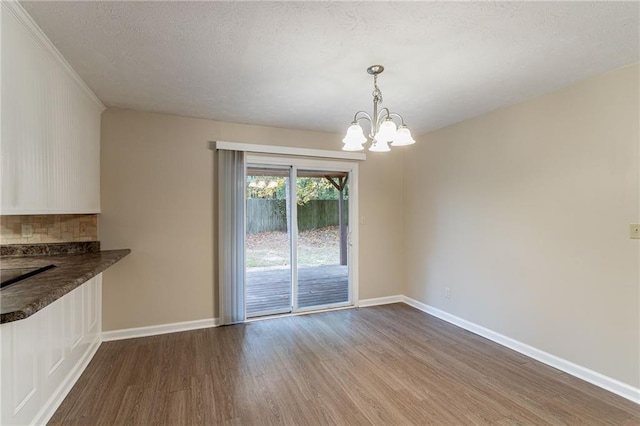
[245,164,294,319]
[246,154,359,313]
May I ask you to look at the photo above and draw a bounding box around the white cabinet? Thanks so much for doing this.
[0,274,102,425]
[0,2,103,214]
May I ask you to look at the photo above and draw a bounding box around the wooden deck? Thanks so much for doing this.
[246,264,348,317]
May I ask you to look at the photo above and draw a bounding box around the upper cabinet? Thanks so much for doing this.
[1,3,104,215]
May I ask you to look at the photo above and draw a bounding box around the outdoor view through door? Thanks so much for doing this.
[245,166,351,318]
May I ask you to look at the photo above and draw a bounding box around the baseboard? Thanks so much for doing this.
[102,318,219,341]
[98,297,639,404]
[32,336,102,425]
[358,295,404,307]
[101,297,404,340]
[402,296,640,405]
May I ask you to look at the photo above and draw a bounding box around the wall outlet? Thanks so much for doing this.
[631,224,640,239]
[21,224,33,238]
[445,287,451,299]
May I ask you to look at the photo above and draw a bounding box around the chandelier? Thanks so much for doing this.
[342,65,415,152]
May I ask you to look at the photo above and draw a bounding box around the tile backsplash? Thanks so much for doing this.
[0,214,98,245]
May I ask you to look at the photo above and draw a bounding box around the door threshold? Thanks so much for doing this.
[247,307,292,319]
[245,304,355,323]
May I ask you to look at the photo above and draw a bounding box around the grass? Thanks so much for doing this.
[246,226,341,268]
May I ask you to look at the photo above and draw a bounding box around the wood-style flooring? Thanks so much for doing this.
[49,304,640,425]
[246,265,348,316]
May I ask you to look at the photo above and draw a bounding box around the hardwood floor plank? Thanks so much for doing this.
[49,304,640,425]
[111,384,145,425]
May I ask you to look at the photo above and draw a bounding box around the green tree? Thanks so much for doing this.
[246,176,286,199]
[296,178,338,205]
[246,176,347,205]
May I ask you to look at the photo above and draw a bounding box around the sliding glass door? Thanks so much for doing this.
[295,170,349,310]
[245,166,293,317]
[244,157,358,318]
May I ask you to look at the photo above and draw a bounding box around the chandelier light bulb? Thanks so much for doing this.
[342,123,367,151]
[369,138,391,152]
[376,118,398,143]
[391,125,416,146]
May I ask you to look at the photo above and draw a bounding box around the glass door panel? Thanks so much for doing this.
[295,170,350,309]
[245,167,292,318]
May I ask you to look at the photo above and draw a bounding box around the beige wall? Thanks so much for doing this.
[100,110,404,331]
[403,63,639,387]
[100,64,638,388]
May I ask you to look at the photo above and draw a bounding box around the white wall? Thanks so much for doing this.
[403,63,639,388]
[1,2,104,214]
[99,110,405,331]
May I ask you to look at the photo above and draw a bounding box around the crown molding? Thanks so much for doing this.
[2,1,105,111]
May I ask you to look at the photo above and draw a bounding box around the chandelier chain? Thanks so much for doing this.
[372,74,383,104]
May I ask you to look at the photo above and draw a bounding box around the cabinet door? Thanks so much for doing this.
[86,274,102,338]
[1,2,102,214]
[1,308,44,425]
[0,273,104,425]
[42,295,69,399]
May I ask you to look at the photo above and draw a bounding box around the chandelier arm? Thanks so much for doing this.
[387,112,406,127]
[376,107,392,127]
[351,111,374,139]
[352,110,373,124]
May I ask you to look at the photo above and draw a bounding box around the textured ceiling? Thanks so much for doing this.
[20,1,640,136]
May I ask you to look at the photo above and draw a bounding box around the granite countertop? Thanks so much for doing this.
[1,249,130,324]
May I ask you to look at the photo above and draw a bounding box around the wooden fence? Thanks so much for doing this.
[246,199,349,234]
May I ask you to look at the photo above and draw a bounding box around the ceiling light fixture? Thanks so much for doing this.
[342,65,415,152]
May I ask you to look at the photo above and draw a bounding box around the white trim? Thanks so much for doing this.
[358,295,404,307]
[295,301,353,314]
[291,165,299,312]
[32,338,101,426]
[2,1,105,111]
[101,318,219,341]
[247,307,292,319]
[246,304,355,323]
[211,141,366,161]
[402,296,640,405]
[348,166,359,307]
[98,295,639,404]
